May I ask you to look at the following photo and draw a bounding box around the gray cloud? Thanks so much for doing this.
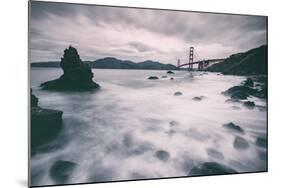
[30,1,267,64]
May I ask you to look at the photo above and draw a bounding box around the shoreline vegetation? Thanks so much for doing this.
[30,45,267,184]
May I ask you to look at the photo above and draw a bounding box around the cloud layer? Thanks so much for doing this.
[30,1,267,64]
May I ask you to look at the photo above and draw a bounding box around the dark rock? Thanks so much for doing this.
[189,162,236,176]
[167,70,175,74]
[256,86,267,98]
[31,89,38,107]
[155,150,170,161]
[243,101,255,109]
[49,161,77,184]
[174,91,183,96]
[256,137,267,148]
[233,136,249,150]
[40,46,99,91]
[207,149,224,160]
[31,92,63,149]
[243,78,254,87]
[192,96,202,101]
[148,76,159,80]
[161,75,168,78]
[223,122,244,134]
[170,77,174,80]
[31,107,63,148]
[223,86,258,98]
[231,91,248,100]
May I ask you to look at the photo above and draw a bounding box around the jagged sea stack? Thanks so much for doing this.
[40,46,99,91]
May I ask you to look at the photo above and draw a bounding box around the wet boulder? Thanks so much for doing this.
[167,70,175,74]
[40,46,99,91]
[231,91,248,100]
[223,122,244,134]
[49,161,77,184]
[233,136,249,150]
[256,86,267,99]
[243,101,255,109]
[222,86,258,98]
[207,149,224,160]
[155,150,170,161]
[192,96,204,101]
[174,91,183,96]
[148,76,159,80]
[189,162,236,176]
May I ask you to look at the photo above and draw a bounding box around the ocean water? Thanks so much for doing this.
[30,68,267,186]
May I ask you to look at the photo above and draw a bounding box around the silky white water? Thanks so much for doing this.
[30,68,267,186]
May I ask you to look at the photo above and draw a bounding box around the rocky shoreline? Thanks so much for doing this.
[31,90,63,150]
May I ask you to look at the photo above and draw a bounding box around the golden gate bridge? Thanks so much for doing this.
[177,46,225,71]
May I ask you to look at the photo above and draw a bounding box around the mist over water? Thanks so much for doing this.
[30,68,267,186]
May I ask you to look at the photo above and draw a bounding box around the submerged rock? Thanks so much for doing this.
[40,46,99,91]
[256,137,267,148]
[207,149,224,160]
[223,122,244,134]
[189,162,236,176]
[174,91,183,96]
[243,101,255,109]
[233,136,249,150]
[148,76,159,80]
[192,96,204,101]
[161,75,168,78]
[155,150,170,161]
[167,70,175,74]
[49,161,77,184]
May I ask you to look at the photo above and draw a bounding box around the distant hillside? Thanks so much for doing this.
[31,57,178,70]
[206,45,267,75]
[137,60,177,70]
[31,61,60,67]
[90,57,136,69]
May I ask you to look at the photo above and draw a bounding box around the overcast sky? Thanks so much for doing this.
[30,1,267,64]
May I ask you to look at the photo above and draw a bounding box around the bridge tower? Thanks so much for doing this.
[189,46,194,70]
[177,59,181,67]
